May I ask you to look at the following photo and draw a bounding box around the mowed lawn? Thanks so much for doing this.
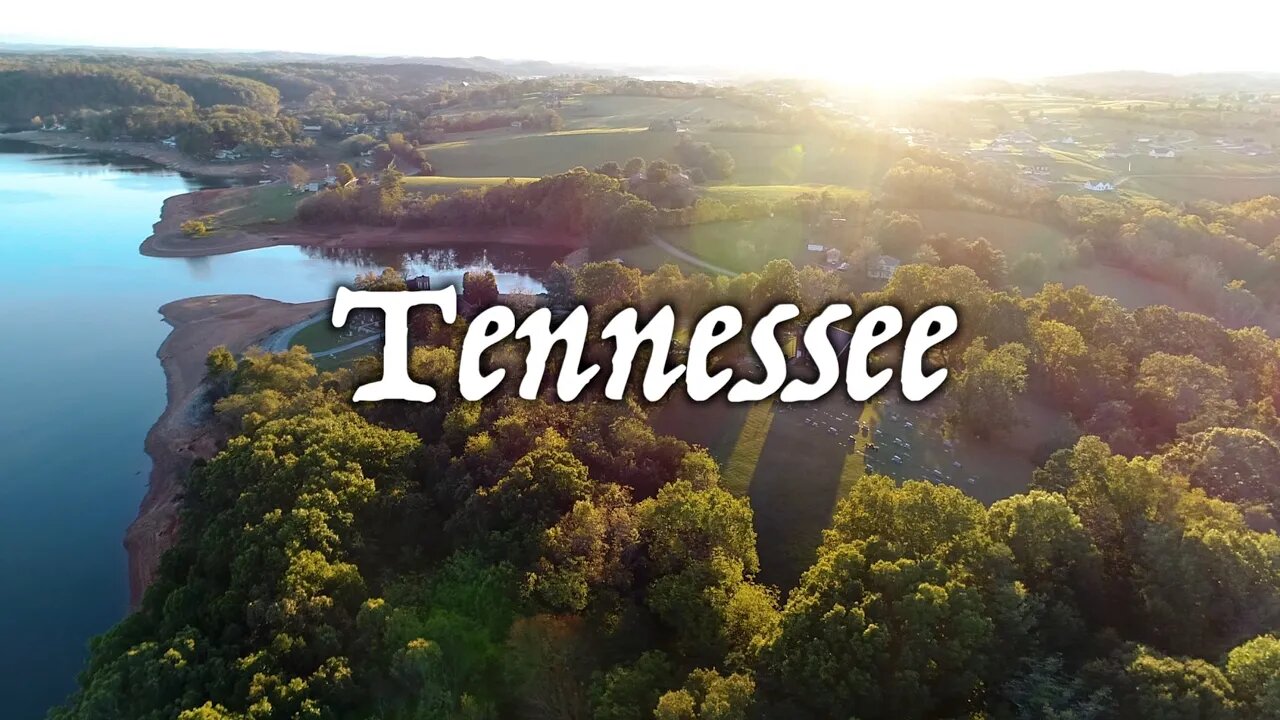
[655,389,1072,588]
[213,183,299,226]
[290,317,380,354]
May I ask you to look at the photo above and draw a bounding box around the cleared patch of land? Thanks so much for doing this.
[424,126,904,187]
[654,388,1073,587]
[657,216,810,273]
[403,176,536,195]
[559,94,771,130]
[908,207,1070,262]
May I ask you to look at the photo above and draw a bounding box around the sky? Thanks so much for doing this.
[6,1,1280,85]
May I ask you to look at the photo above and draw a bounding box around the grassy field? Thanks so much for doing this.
[402,175,536,195]
[423,125,904,187]
[312,343,377,371]
[1121,174,1280,203]
[654,390,1071,587]
[609,243,709,274]
[908,208,1071,262]
[658,216,812,273]
[701,183,845,202]
[425,127,675,178]
[1050,262,1213,315]
[212,184,299,227]
[558,94,769,130]
[290,318,380,354]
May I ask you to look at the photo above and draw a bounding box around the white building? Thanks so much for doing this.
[868,255,901,280]
[1083,181,1116,192]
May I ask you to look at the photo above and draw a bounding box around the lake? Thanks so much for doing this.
[0,140,548,719]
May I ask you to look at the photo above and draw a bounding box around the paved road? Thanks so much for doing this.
[261,312,382,358]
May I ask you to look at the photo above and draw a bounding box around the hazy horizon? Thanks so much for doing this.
[8,1,1280,86]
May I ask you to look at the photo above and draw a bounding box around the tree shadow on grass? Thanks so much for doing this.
[748,396,863,590]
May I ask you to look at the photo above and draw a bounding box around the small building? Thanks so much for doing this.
[1149,147,1176,158]
[1083,180,1116,192]
[302,125,323,133]
[406,276,432,291]
[868,255,901,280]
[302,182,323,193]
[825,248,843,266]
[807,243,826,253]
[160,136,177,148]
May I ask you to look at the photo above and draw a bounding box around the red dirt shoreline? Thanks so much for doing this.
[126,295,329,607]
[127,190,577,604]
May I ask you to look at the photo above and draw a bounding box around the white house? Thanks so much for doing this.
[868,255,901,280]
[302,125,323,133]
[806,243,825,252]
[1149,147,1176,158]
[1083,181,1116,192]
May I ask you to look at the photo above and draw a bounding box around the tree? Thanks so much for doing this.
[335,162,356,186]
[1226,635,1280,718]
[463,269,500,308]
[655,669,754,720]
[592,651,677,720]
[1087,646,1235,720]
[947,339,1030,438]
[762,538,1000,719]
[1135,352,1234,435]
[544,262,576,311]
[1011,252,1048,291]
[623,157,646,177]
[754,259,801,309]
[205,345,237,377]
[354,266,407,291]
[1161,427,1280,513]
[875,211,927,258]
[286,162,309,188]
[180,218,209,237]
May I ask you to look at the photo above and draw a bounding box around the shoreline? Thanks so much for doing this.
[4,130,272,179]
[125,295,330,607]
[140,185,585,258]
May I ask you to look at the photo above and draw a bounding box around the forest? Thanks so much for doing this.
[49,259,1280,719]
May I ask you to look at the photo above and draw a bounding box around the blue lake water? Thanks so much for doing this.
[0,141,548,719]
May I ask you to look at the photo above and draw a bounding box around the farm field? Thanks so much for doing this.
[558,94,769,130]
[1121,174,1280,203]
[424,125,905,187]
[402,175,536,195]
